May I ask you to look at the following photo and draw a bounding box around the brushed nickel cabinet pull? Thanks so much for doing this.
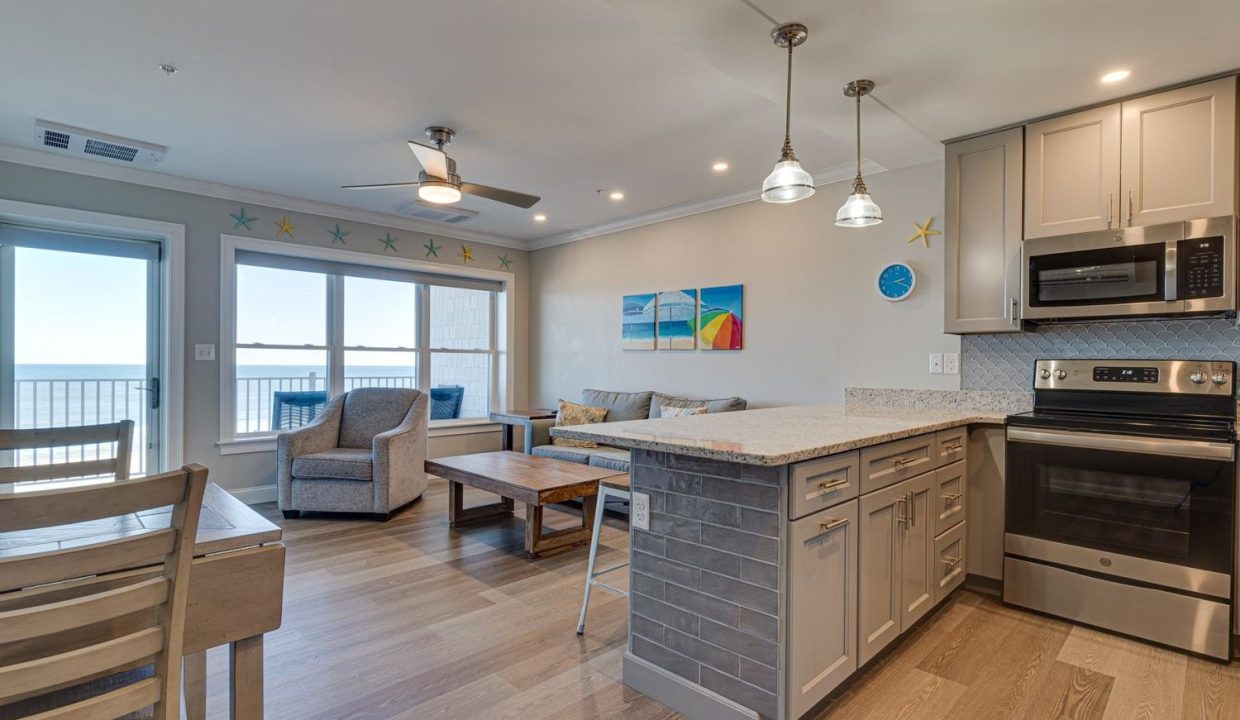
[1127,190,1133,226]
[808,516,849,542]
[943,443,962,453]
[1107,193,1114,228]
[896,496,907,525]
[907,492,916,528]
[942,492,962,505]
[817,477,850,492]
[941,555,962,568]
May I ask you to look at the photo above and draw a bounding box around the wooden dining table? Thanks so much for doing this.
[0,482,286,720]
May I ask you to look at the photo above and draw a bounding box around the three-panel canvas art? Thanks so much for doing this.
[622,284,743,351]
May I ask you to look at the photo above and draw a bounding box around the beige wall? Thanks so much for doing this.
[0,160,528,495]
[530,160,961,408]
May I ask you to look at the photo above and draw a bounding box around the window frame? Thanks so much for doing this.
[218,234,513,453]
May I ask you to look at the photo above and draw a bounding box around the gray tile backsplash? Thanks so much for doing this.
[962,319,1240,391]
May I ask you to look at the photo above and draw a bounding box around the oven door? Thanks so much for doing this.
[1005,426,1234,596]
[1023,222,1183,320]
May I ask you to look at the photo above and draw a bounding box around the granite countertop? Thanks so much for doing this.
[548,403,1010,466]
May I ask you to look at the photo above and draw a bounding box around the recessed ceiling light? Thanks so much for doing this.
[533,213,547,222]
[1101,69,1131,84]
[609,191,625,201]
[712,161,729,173]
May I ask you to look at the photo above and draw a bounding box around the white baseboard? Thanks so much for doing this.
[227,483,277,505]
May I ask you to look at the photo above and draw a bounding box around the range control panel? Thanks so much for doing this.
[1178,236,1225,299]
[1034,359,1235,396]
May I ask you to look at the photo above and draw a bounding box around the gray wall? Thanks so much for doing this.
[963,319,1240,390]
[0,160,530,494]
[529,161,961,408]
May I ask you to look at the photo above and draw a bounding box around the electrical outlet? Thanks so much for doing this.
[943,352,960,375]
[929,353,944,374]
[194,344,216,361]
[631,491,651,531]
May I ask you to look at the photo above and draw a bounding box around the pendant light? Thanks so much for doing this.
[761,23,814,204]
[835,79,883,227]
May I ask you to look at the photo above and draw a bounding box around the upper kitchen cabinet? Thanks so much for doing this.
[944,127,1024,334]
[1025,104,1121,239]
[1121,76,1235,227]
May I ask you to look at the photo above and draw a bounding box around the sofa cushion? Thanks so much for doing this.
[658,404,709,418]
[339,388,419,449]
[587,448,632,473]
[552,399,608,448]
[579,389,654,422]
[531,444,596,464]
[650,393,747,418]
[292,448,374,481]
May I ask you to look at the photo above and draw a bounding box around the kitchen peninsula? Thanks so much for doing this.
[551,400,1015,720]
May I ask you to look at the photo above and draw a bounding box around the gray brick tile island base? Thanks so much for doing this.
[628,449,783,720]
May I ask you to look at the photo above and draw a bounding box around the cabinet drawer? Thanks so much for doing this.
[859,433,936,494]
[934,521,967,605]
[934,461,967,536]
[935,427,967,467]
[789,452,860,519]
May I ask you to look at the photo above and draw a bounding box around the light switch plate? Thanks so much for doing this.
[195,344,216,361]
[943,352,960,375]
[631,491,650,531]
[929,353,944,374]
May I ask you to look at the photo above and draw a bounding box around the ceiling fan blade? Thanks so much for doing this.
[341,181,420,190]
[460,182,541,209]
[407,140,449,179]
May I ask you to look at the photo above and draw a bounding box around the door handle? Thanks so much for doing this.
[1127,190,1134,226]
[896,496,907,526]
[906,492,916,528]
[1107,193,1114,228]
[814,477,850,495]
[808,516,849,542]
[941,555,962,569]
[941,491,962,508]
[1010,297,1019,327]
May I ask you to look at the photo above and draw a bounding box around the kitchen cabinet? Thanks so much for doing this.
[1121,77,1235,227]
[944,127,1024,334]
[1025,104,1121,239]
[786,499,858,719]
[857,471,935,666]
[933,460,967,537]
[935,521,967,604]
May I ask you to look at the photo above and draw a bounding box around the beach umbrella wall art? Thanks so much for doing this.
[656,289,698,350]
[621,285,742,352]
[696,284,744,350]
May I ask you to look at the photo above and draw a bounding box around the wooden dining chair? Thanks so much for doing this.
[0,420,136,485]
[0,464,208,720]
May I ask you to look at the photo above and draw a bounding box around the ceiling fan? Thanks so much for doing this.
[342,126,540,209]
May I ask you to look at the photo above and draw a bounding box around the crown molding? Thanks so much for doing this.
[0,143,531,251]
[527,159,886,250]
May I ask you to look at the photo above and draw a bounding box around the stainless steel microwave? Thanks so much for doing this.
[1022,216,1236,322]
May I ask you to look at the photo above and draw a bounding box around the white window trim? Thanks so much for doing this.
[0,199,186,471]
[217,234,514,453]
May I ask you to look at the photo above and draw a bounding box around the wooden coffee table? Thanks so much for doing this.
[425,451,624,558]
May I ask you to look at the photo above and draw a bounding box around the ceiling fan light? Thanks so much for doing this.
[418,181,462,205]
[761,159,815,204]
[835,191,883,227]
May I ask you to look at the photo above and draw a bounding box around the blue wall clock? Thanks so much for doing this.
[877,262,916,302]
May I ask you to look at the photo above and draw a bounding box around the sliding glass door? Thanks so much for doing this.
[0,225,162,478]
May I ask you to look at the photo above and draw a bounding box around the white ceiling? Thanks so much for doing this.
[1,0,1238,247]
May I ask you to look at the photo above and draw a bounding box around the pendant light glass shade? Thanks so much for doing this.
[836,80,883,227]
[761,24,814,204]
[762,159,815,203]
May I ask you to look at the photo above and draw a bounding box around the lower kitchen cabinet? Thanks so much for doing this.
[935,521,967,603]
[786,499,858,719]
[899,472,936,631]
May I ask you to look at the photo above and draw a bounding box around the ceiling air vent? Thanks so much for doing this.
[34,120,166,168]
[396,200,479,224]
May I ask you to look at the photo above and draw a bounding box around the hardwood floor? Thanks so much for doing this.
[200,479,1240,720]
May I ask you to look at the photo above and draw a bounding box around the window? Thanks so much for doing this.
[221,238,508,445]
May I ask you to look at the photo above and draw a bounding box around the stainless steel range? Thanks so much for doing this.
[1004,359,1236,660]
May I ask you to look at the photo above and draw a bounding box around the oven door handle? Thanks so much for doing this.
[1007,427,1234,461]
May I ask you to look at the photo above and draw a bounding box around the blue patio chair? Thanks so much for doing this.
[272,390,328,431]
[430,385,464,420]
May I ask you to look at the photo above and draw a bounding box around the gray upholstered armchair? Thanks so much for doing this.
[277,387,429,521]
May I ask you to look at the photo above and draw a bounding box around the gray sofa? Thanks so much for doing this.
[277,387,429,521]
[523,389,747,473]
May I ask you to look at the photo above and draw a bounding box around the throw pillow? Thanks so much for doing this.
[551,399,608,448]
[659,404,708,418]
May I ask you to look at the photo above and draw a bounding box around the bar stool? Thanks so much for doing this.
[576,473,630,635]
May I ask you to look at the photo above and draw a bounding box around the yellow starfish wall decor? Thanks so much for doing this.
[275,214,297,238]
[458,244,474,263]
[908,216,940,248]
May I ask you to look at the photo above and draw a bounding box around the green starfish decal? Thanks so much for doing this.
[230,208,257,231]
[423,239,441,258]
[380,233,398,253]
[328,224,350,245]
[498,254,513,270]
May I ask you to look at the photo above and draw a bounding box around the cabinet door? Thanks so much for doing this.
[944,127,1024,334]
[934,460,967,537]
[1121,77,1236,227]
[858,482,905,666]
[900,472,936,631]
[1025,104,1122,238]
[786,500,858,719]
[935,521,967,604]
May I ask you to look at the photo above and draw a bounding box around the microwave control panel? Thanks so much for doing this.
[1178,236,1225,299]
